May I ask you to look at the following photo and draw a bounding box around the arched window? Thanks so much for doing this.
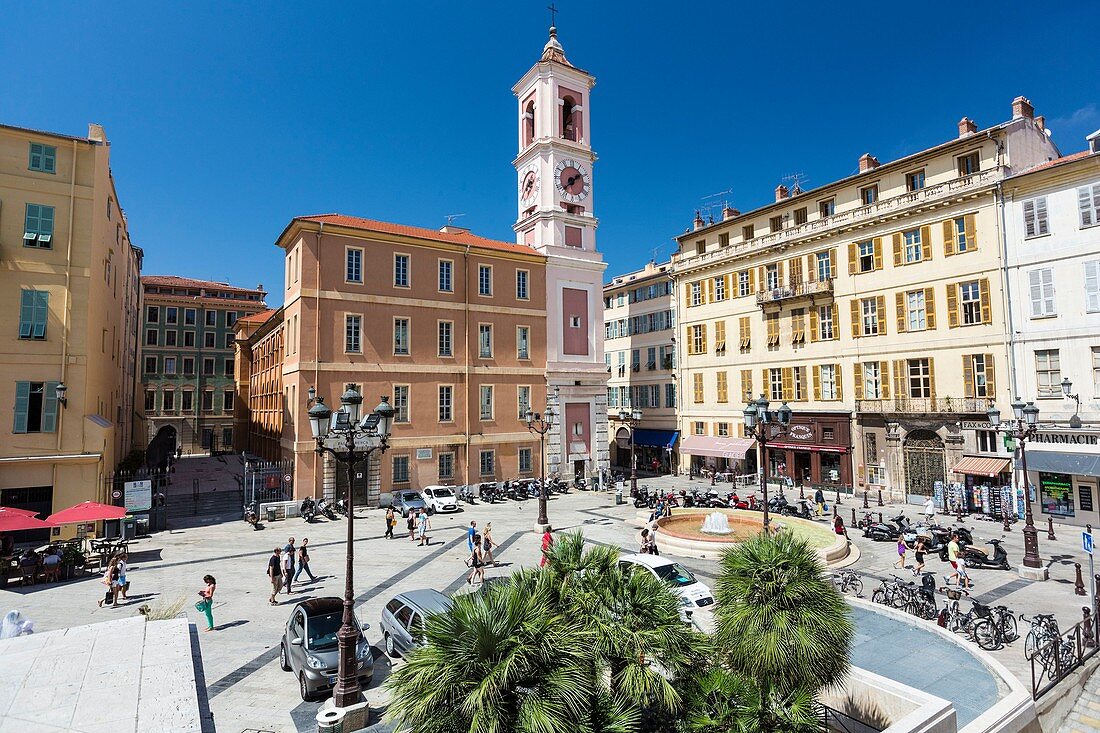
[523,101,535,147]
[562,96,576,141]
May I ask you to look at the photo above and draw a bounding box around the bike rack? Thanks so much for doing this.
[1027,609,1100,700]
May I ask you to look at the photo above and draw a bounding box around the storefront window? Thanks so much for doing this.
[821,453,841,484]
[1039,472,1075,517]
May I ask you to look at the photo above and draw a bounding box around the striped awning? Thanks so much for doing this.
[952,456,1012,478]
[680,436,755,459]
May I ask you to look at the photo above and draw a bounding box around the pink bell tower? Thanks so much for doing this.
[513,24,609,489]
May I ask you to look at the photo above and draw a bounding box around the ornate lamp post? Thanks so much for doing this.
[988,398,1042,573]
[525,406,555,529]
[308,384,394,709]
[612,407,643,493]
[743,394,792,531]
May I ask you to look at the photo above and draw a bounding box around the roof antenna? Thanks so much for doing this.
[782,172,807,195]
[444,213,466,227]
[699,188,733,223]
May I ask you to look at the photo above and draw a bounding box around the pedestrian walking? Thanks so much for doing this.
[814,487,826,516]
[267,547,283,605]
[295,538,317,583]
[466,535,484,585]
[894,537,907,569]
[417,509,432,546]
[640,528,653,554]
[946,532,961,587]
[482,522,496,566]
[467,521,477,553]
[924,496,936,523]
[197,575,216,631]
[98,558,121,608]
[407,511,416,541]
[117,553,129,600]
[540,526,553,567]
[282,537,296,593]
[385,507,395,539]
[914,536,927,575]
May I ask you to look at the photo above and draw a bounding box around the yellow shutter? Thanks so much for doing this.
[853,362,864,400]
[942,219,955,256]
[717,371,727,403]
[924,287,936,329]
[896,291,907,334]
[693,373,703,403]
[789,257,801,285]
[830,304,839,340]
[892,232,903,267]
[893,360,906,399]
[761,368,768,398]
[829,248,837,278]
[757,266,765,292]
[848,242,857,275]
[705,278,714,303]
[806,254,816,282]
[782,367,793,401]
[962,354,975,398]
[965,213,977,251]
[876,295,886,334]
[850,299,861,338]
[741,369,752,402]
[835,364,843,401]
[880,361,891,399]
[979,278,991,324]
[748,268,756,293]
[777,260,785,287]
[724,273,732,297]
[715,320,725,352]
[928,357,937,400]
[809,307,819,341]
[947,283,959,328]
[701,323,708,353]
[873,237,883,270]
[985,354,996,399]
[812,365,821,401]
[920,225,932,261]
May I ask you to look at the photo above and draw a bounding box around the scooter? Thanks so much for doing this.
[243,502,264,530]
[317,497,337,520]
[960,538,1011,570]
[300,497,317,523]
[863,513,908,542]
[782,498,813,519]
[458,485,476,504]
[334,498,348,517]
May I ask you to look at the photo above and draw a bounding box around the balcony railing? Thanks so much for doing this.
[756,278,834,306]
[672,167,1004,272]
[856,397,993,415]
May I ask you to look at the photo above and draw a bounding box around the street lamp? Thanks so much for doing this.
[308,384,394,709]
[743,394,793,531]
[1061,378,1083,429]
[612,407,643,494]
[525,406,555,529]
[988,398,1042,572]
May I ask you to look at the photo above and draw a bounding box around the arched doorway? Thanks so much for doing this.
[613,427,631,469]
[904,429,945,497]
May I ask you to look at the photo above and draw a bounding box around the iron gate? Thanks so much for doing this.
[903,430,945,497]
[243,458,294,507]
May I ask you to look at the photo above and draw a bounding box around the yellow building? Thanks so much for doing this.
[0,123,143,535]
[673,97,1059,501]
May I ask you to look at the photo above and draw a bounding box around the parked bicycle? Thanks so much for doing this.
[831,571,864,597]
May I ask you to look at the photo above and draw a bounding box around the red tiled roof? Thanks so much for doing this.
[1013,150,1096,176]
[236,308,277,324]
[293,214,540,257]
[141,275,266,295]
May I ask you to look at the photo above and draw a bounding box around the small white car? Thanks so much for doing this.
[421,485,459,514]
[618,553,715,619]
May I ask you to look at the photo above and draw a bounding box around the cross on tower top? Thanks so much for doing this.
[548,3,558,29]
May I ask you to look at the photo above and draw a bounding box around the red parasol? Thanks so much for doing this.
[0,506,40,518]
[46,501,127,525]
[0,509,54,532]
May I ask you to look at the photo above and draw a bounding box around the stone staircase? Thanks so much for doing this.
[1058,671,1100,733]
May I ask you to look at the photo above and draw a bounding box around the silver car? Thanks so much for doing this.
[392,490,427,518]
[380,589,451,658]
[280,597,374,701]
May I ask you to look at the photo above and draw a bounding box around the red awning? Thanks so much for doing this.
[0,510,54,532]
[952,456,1012,478]
[680,436,755,459]
[46,501,127,525]
[767,442,849,454]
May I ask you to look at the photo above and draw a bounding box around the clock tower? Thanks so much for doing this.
[513,25,609,489]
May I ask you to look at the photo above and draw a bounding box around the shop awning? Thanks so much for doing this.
[1025,449,1100,478]
[767,441,848,454]
[951,456,1012,478]
[631,429,679,449]
[680,436,755,459]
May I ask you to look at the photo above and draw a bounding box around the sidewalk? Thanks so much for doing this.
[162,454,245,497]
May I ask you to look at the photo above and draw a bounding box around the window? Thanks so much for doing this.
[28,143,56,173]
[147,306,160,324]
[903,229,923,263]
[163,390,175,412]
[519,447,533,472]
[1093,347,1100,397]
[1085,261,1100,313]
[479,450,495,476]
[860,185,878,205]
[18,290,49,340]
[479,385,494,420]
[201,391,215,411]
[1080,183,1100,228]
[716,422,730,437]
[907,359,932,398]
[204,332,216,348]
[517,326,530,359]
[16,383,61,432]
[742,224,755,240]
[478,265,492,296]
[202,358,215,375]
[346,248,363,282]
[714,320,727,354]
[718,232,730,247]
[181,391,193,411]
[819,199,835,217]
[345,315,361,353]
[224,358,234,376]
[738,270,751,297]
[439,385,453,422]
[861,298,880,336]
[693,421,705,436]
[439,452,454,479]
[394,254,409,287]
[957,152,980,176]
[647,346,657,370]
[145,329,158,346]
[184,331,195,347]
[226,312,238,327]
[222,333,234,348]
[144,356,157,374]
[144,389,156,412]
[906,170,926,191]
[738,317,751,352]
[766,313,779,348]
[964,353,994,399]
[1039,472,1075,517]
[690,282,702,307]
[959,280,982,325]
[765,264,779,290]
[714,276,726,301]
[717,371,728,403]
[692,373,704,403]
[438,259,453,292]
[392,456,409,483]
[631,349,641,371]
[478,324,493,358]
[393,385,409,423]
[438,321,453,357]
[223,389,234,411]
[818,364,838,400]
[857,240,875,273]
[184,309,196,326]
[164,357,177,375]
[947,216,974,255]
[665,383,676,408]
[817,304,836,341]
[976,430,1000,453]
[769,215,784,232]
[1028,269,1056,317]
[689,324,706,355]
[816,251,833,281]
[23,204,55,248]
[790,309,805,345]
[793,207,808,225]
[517,386,531,420]
[206,310,217,327]
[1023,197,1049,237]
[1035,350,1061,397]
[393,318,410,355]
[906,290,927,331]
[516,270,529,300]
[183,357,194,375]
[791,366,806,401]
[769,368,783,400]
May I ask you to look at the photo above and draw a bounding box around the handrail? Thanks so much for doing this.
[1028,608,1100,699]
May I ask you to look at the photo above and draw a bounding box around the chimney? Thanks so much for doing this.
[775,185,789,202]
[1012,96,1034,120]
[439,225,471,234]
[692,210,705,230]
[1035,115,1045,132]
[87,123,107,143]
[958,117,977,137]
[722,206,739,221]
[858,154,880,173]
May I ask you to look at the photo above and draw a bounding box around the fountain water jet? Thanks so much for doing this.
[700,512,732,534]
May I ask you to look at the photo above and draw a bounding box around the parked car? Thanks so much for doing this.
[617,553,714,620]
[421,485,460,514]
[380,589,452,658]
[280,597,374,701]
[392,490,428,518]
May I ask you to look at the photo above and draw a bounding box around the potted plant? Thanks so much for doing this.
[60,544,86,580]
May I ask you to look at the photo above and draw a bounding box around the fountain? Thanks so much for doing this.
[700,512,732,534]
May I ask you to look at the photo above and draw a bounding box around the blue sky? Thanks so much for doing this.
[3,2,1098,306]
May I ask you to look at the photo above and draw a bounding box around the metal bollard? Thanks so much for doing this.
[799,483,805,500]
[1076,563,1087,596]
[1002,510,1011,533]
[1084,607,1096,648]
[835,486,842,505]
[833,503,838,518]
[1048,516,1057,541]
[878,512,883,524]
[863,490,869,509]
[877,489,884,507]
[851,507,857,525]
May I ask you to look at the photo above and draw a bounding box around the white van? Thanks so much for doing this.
[618,553,715,619]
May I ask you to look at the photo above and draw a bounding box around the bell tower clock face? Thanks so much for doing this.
[554,159,590,203]
[519,165,540,205]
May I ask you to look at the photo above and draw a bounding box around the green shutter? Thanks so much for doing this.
[43,146,56,173]
[18,291,34,338]
[25,204,39,237]
[42,381,59,433]
[33,291,49,338]
[29,144,42,170]
[13,382,30,433]
[40,206,54,236]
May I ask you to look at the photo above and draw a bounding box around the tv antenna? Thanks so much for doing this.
[782,172,808,195]
[444,213,466,227]
[698,189,734,224]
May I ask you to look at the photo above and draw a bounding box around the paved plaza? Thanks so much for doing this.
[1,473,1097,732]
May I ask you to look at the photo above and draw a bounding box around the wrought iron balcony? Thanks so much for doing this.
[755,278,834,306]
[856,397,993,415]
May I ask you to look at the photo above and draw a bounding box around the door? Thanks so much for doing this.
[393,604,414,653]
[289,610,307,671]
[573,460,585,482]
[903,430,946,497]
[794,452,812,486]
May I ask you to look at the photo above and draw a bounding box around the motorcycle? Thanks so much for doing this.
[243,502,263,530]
[960,538,1011,570]
[334,498,348,517]
[782,498,813,519]
[935,526,977,560]
[300,497,317,523]
[459,485,476,504]
[863,513,908,542]
[317,497,337,520]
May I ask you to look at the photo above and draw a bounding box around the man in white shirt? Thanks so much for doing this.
[924,497,936,523]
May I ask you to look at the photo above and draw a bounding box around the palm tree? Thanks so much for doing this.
[680,663,820,733]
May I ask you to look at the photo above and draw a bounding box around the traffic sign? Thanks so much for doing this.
[283,474,293,484]
[1084,531,1093,555]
